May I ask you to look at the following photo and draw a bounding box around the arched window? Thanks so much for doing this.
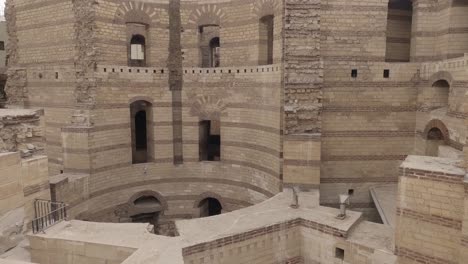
[198,197,222,217]
[130,35,146,66]
[210,37,220,68]
[426,127,445,157]
[130,100,153,164]
[199,120,221,161]
[385,0,413,62]
[199,25,220,68]
[431,80,450,109]
[259,15,274,65]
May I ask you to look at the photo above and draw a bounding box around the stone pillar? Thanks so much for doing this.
[283,0,323,189]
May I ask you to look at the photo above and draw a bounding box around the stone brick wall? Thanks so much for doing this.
[396,156,465,264]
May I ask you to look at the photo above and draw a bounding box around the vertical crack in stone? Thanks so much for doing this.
[168,0,184,164]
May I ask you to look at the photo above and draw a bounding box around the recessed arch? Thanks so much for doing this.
[129,190,168,210]
[130,100,154,164]
[193,192,226,217]
[428,71,454,87]
[188,5,226,28]
[423,119,450,157]
[423,119,449,144]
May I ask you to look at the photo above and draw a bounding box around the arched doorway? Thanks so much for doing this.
[198,197,222,217]
[130,195,162,227]
[425,127,445,157]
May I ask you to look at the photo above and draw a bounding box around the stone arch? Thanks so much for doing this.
[129,96,154,105]
[128,190,168,210]
[428,71,454,87]
[423,119,449,144]
[190,95,227,120]
[187,4,227,28]
[114,1,158,25]
[193,192,226,209]
[193,192,226,217]
[252,0,280,19]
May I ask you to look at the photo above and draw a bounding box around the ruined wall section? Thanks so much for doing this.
[281,0,322,190]
[0,109,44,156]
[73,0,98,108]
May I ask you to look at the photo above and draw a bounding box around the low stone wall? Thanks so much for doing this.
[396,155,466,264]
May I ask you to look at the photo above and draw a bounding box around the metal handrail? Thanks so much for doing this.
[32,199,67,234]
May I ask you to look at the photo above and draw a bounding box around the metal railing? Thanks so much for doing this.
[32,199,67,234]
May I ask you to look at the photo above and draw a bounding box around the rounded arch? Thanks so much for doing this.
[128,190,168,210]
[423,119,449,144]
[114,1,155,25]
[252,0,280,19]
[193,192,226,210]
[428,71,454,87]
[128,96,154,105]
[188,4,227,28]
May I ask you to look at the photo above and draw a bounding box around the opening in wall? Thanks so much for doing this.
[199,120,221,161]
[385,0,413,62]
[259,15,274,65]
[198,197,222,217]
[131,100,153,164]
[199,25,220,68]
[426,127,445,157]
[430,80,450,109]
[129,34,146,67]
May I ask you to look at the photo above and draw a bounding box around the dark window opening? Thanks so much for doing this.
[259,15,274,65]
[384,69,390,78]
[385,0,413,62]
[198,198,222,217]
[199,120,221,161]
[135,111,147,151]
[335,247,345,260]
[210,37,220,68]
[351,69,358,78]
[131,101,153,164]
[348,189,354,196]
[199,25,220,68]
[0,41,4,51]
[129,34,146,67]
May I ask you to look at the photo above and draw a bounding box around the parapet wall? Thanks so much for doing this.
[396,155,467,264]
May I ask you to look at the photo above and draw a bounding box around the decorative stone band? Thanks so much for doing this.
[395,246,457,264]
[399,168,465,185]
[181,218,347,257]
[323,155,407,161]
[88,178,276,201]
[321,177,397,184]
[323,106,416,112]
[461,235,468,248]
[396,208,462,230]
[322,130,415,138]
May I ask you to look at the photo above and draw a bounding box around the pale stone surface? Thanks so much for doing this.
[370,184,397,228]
